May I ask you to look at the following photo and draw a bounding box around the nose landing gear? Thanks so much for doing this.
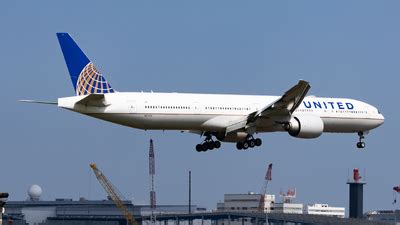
[357,131,366,149]
[236,136,262,150]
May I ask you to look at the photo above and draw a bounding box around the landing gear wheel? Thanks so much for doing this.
[357,142,365,149]
[201,143,208,151]
[255,138,262,147]
[242,142,249,150]
[207,142,215,150]
[196,144,207,152]
[236,142,243,150]
[214,141,221,149]
[195,132,223,152]
[249,139,256,148]
[196,144,203,152]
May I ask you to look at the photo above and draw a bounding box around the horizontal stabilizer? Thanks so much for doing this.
[75,94,109,107]
[19,100,57,105]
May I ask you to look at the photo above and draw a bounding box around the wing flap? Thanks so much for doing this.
[226,119,248,134]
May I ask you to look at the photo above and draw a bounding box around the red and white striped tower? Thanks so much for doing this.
[149,139,156,224]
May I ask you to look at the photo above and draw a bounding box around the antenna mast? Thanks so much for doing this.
[149,139,156,224]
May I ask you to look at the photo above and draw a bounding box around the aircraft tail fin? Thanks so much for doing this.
[56,33,115,96]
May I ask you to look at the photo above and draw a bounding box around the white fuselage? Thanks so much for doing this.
[58,92,384,136]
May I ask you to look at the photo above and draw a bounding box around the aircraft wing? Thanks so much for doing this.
[254,80,310,120]
[225,80,310,134]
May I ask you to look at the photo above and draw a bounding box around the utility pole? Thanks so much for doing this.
[149,139,157,225]
[189,171,192,225]
[189,171,192,214]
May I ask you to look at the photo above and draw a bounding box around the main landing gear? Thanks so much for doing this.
[196,134,221,152]
[357,131,366,149]
[236,136,262,150]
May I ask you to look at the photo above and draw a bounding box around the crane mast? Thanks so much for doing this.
[90,163,137,225]
[258,163,272,212]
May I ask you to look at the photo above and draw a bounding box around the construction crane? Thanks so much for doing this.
[258,163,272,212]
[149,139,156,224]
[90,163,137,225]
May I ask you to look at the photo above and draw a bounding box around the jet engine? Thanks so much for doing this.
[286,115,324,139]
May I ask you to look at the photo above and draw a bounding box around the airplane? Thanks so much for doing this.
[21,33,385,152]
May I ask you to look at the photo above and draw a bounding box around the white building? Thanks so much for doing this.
[271,202,303,214]
[219,193,276,213]
[217,193,304,214]
[215,193,304,225]
[305,204,345,218]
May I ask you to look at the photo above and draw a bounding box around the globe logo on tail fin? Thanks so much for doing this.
[76,62,114,96]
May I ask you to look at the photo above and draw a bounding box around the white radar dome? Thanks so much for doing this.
[28,184,42,201]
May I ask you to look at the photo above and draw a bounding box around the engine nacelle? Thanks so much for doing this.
[287,115,324,139]
[216,132,248,143]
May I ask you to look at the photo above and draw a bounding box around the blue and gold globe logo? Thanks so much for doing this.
[76,62,114,95]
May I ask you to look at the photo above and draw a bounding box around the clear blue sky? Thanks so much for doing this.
[1,0,399,213]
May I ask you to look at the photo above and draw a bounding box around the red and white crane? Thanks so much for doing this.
[258,163,272,212]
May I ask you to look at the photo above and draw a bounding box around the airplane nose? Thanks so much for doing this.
[380,114,385,123]
[377,113,385,126]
